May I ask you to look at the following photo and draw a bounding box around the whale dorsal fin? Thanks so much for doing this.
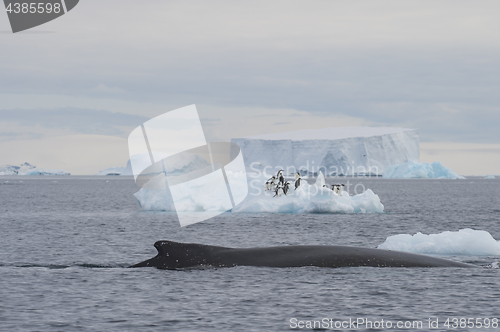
[153,241,228,269]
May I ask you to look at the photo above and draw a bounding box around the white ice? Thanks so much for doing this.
[377,228,500,256]
[135,171,385,214]
[382,161,464,179]
[23,168,70,176]
[232,126,419,176]
[95,163,132,176]
[0,162,70,176]
[134,169,247,212]
[96,153,210,176]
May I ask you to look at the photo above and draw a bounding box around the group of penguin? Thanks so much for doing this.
[265,170,345,197]
[265,170,301,197]
[324,183,345,196]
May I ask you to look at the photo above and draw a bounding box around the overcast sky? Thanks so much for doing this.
[1,0,499,175]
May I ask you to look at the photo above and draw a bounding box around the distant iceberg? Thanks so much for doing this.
[378,228,500,256]
[382,161,464,179]
[96,153,210,176]
[232,126,419,176]
[0,167,17,176]
[0,162,34,175]
[134,171,385,214]
[95,161,133,176]
[0,162,69,176]
[485,175,496,179]
[23,168,70,176]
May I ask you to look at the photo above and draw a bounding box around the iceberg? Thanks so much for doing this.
[377,229,500,256]
[485,175,496,179]
[0,162,70,176]
[95,161,133,176]
[96,153,210,177]
[134,171,385,214]
[22,168,70,176]
[382,161,464,179]
[233,172,384,214]
[231,127,419,176]
[0,166,18,176]
[133,168,247,212]
[0,162,34,175]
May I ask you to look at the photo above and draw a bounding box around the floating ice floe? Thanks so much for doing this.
[484,175,496,179]
[378,228,500,256]
[382,161,464,179]
[134,171,384,214]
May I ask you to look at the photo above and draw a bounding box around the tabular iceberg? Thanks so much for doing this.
[231,127,419,176]
[382,161,464,179]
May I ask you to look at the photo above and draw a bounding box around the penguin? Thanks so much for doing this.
[339,184,345,196]
[265,176,276,191]
[332,184,345,196]
[294,172,301,190]
[331,184,339,194]
[276,170,285,186]
[273,183,284,197]
[283,181,291,195]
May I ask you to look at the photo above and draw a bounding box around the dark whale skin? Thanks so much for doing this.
[130,241,476,269]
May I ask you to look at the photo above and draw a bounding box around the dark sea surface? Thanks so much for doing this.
[1,176,499,331]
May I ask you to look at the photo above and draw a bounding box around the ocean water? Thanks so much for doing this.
[0,176,499,331]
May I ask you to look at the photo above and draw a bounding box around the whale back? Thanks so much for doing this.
[130,240,228,269]
[130,242,476,269]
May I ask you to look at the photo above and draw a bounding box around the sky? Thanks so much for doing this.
[1,0,499,175]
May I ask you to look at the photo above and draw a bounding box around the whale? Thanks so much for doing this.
[130,241,476,269]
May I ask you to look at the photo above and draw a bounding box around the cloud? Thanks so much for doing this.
[420,142,500,176]
[1,1,499,174]
[1,1,499,144]
[0,131,42,141]
[0,107,149,137]
[90,83,126,95]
